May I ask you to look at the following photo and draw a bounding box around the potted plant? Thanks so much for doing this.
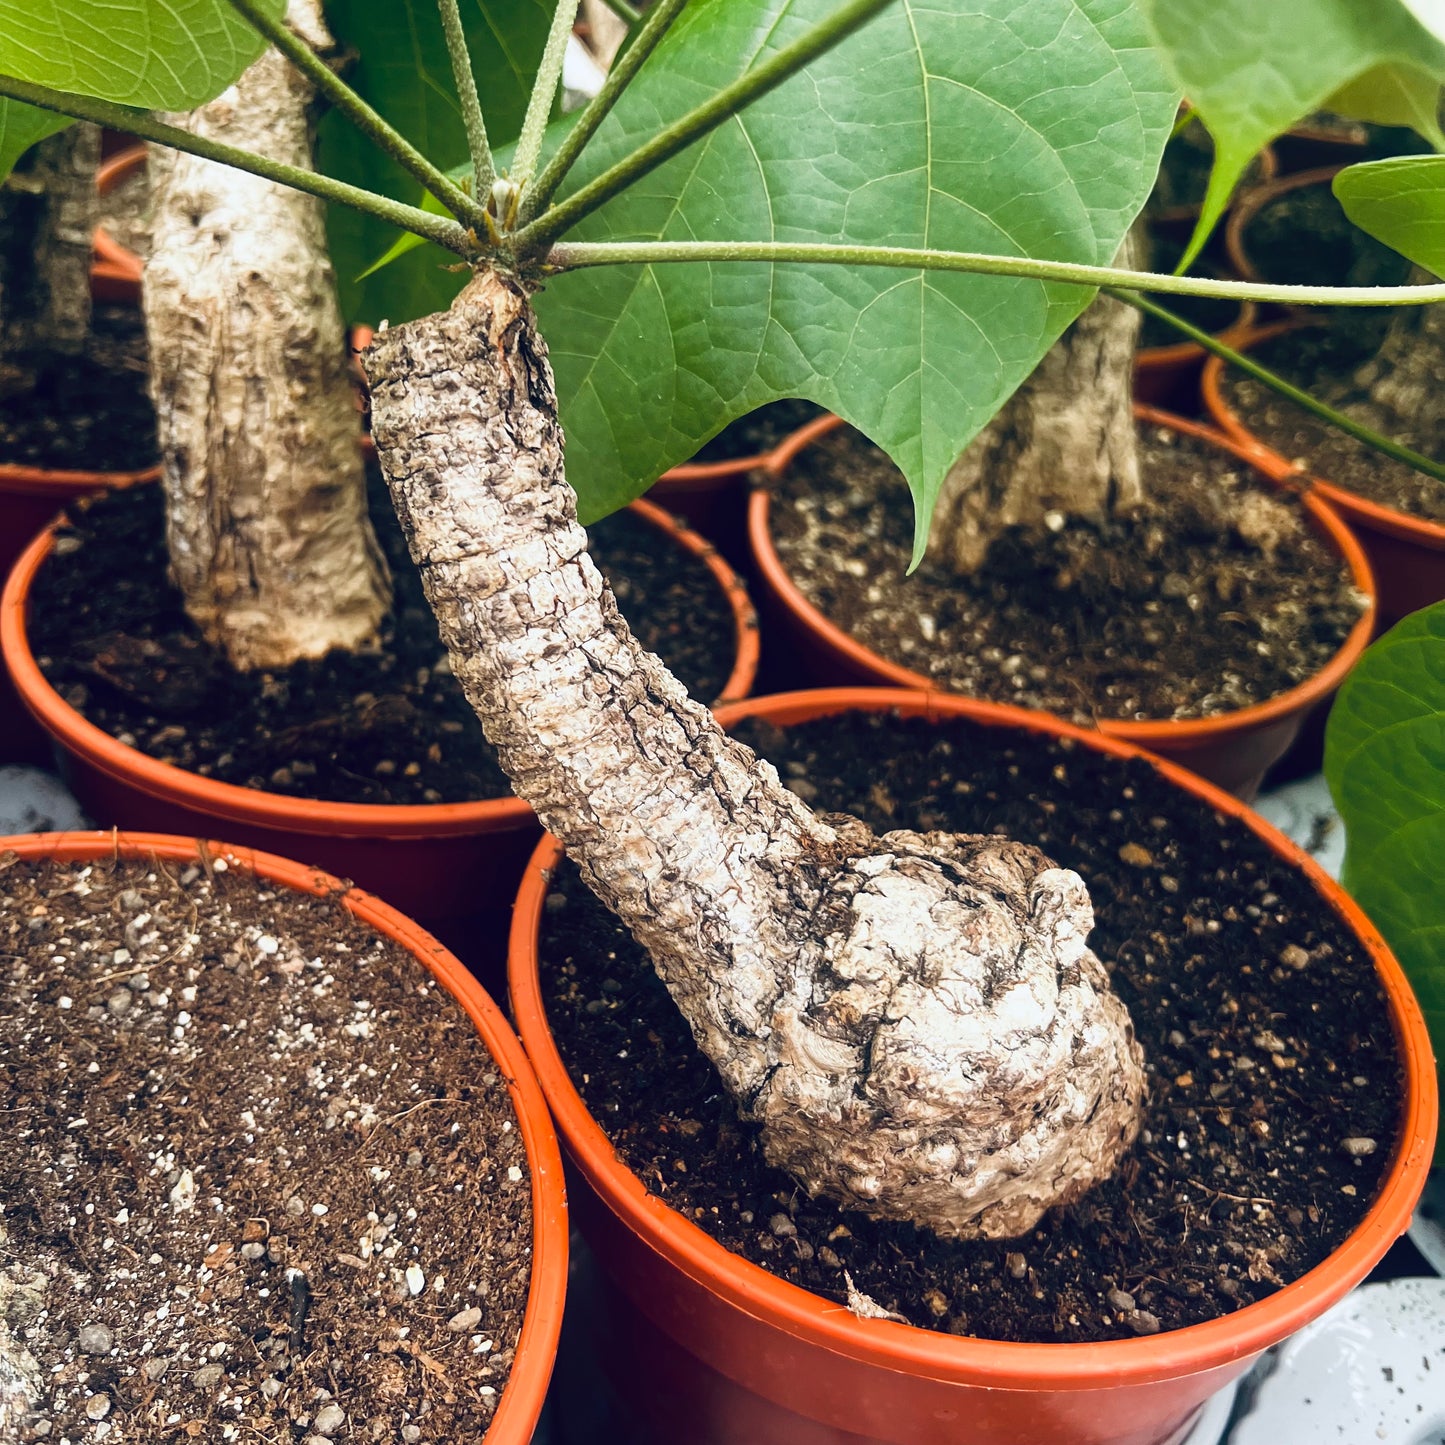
[0,830,568,1442]
[0,0,1440,1438]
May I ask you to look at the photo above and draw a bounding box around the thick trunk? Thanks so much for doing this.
[929,244,1143,574]
[579,0,629,70]
[143,0,389,672]
[0,124,99,373]
[364,270,1144,1240]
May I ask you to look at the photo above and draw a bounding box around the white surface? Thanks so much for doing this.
[1184,1378,1240,1445]
[1230,1279,1445,1445]
[1252,773,1345,881]
[0,764,88,834]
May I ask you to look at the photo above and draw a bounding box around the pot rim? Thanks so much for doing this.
[0,495,757,838]
[748,405,1378,747]
[2,828,567,1443]
[1201,325,1445,551]
[507,685,1437,1390]
[1223,165,1347,289]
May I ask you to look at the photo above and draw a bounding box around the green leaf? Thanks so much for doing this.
[1324,64,1445,151]
[0,0,279,108]
[534,0,1177,551]
[0,98,70,181]
[319,0,553,327]
[1325,602,1445,1166]
[1141,0,1445,270]
[1334,155,1445,277]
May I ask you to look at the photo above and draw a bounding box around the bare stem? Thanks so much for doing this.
[436,0,496,197]
[522,0,690,223]
[514,0,896,253]
[1108,290,1445,488]
[545,237,1445,307]
[226,0,488,229]
[0,72,474,256]
[513,0,585,189]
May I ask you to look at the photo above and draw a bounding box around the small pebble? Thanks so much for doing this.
[85,1394,111,1422]
[285,1196,305,1216]
[1118,842,1153,867]
[241,1241,267,1260]
[105,990,132,1017]
[1107,1289,1136,1313]
[448,1307,483,1332]
[1129,1311,1162,1336]
[1341,1137,1377,1157]
[313,1404,345,1435]
[78,1323,113,1355]
[142,1357,171,1382]
[402,1426,422,1442]
[1005,1253,1027,1280]
[192,1363,225,1389]
[405,1263,425,1296]
[768,1214,796,1239]
[1279,943,1310,970]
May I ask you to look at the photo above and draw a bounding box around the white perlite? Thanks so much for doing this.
[363,270,1145,1239]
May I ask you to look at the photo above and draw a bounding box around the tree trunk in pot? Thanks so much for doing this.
[363,268,1145,1241]
[928,238,1144,574]
[0,124,99,384]
[143,0,389,673]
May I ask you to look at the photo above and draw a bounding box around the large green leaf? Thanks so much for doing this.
[0,0,279,108]
[1324,64,1445,152]
[0,99,70,181]
[1325,603,1445,1165]
[1334,155,1445,278]
[319,0,553,327]
[532,0,1176,545]
[1141,0,1445,269]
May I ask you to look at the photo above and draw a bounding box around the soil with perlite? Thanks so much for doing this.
[768,422,1367,724]
[28,468,739,806]
[539,709,1399,1344]
[0,849,531,1442]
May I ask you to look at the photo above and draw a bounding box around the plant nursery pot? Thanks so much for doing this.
[0,829,567,1443]
[90,144,147,306]
[0,463,158,765]
[507,686,1437,1445]
[1132,301,1256,413]
[748,408,1376,800]
[1201,329,1445,629]
[0,494,756,973]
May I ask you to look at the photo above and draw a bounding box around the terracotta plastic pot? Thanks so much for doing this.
[748,407,1376,800]
[1132,301,1256,413]
[1202,327,1445,629]
[508,686,1436,1445]
[1,494,757,972]
[91,145,147,306]
[2,829,567,1443]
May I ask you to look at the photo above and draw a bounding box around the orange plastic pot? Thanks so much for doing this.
[1,464,158,765]
[91,145,147,306]
[1,494,756,972]
[1132,301,1255,412]
[748,407,1376,800]
[1202,327,1445,629]
[507,686,1437,1445]
[1,829,567,1443]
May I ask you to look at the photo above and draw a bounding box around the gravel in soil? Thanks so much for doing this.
[539,710,1401,1344]
[691,399,825,463]
[769,423,1367,724]
[0,307,158,473]
[28,467,740,805]
[1219,320,1445,526]
[0,849,531,1441]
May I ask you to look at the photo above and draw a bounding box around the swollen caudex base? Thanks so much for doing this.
[363,268,1145,1242]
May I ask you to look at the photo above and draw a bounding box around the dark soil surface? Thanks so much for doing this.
[769,422,1367,724]
[0,849,531,1441]
[1220,321,1445,526]
[692,399,826,463]
[0,307,158,473]
[539,710,1401,1344]
[29,468,740,805]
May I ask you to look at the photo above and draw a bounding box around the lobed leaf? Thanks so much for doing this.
[1325,603,1445,1165]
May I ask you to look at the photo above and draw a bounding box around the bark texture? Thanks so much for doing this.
[143,0,388,672]
[929,240,1144,575]
[0,1227,45,1436]
[0,124,100,374]
[364,270,1145,1239]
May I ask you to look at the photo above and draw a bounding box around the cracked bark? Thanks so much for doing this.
[143,0,389,672]
[364,268,1145,1239]
[929,234,1144,574]
[0,124,99,384]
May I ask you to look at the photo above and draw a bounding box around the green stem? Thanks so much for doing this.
[545,237,1445,307]
[522,0,690,224]
[1109,290,1445,487]
[515,0,896,253]
[513,0,585,188]
[597,0,642,22]
[226,0,487,229]
[437,0,496,197]
[0,71,474,256]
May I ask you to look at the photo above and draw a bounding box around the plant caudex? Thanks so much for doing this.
[1,0,1443,1239]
